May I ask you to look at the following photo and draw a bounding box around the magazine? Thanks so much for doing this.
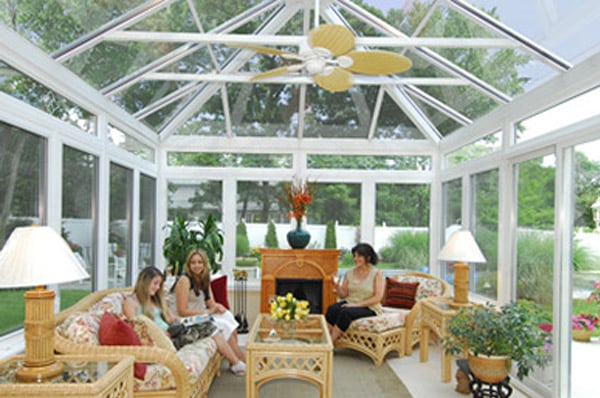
[181,313,214,327]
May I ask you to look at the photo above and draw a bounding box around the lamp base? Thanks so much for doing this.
[16,360,64,382]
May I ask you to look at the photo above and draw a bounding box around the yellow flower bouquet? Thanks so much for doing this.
[270,292,310,321]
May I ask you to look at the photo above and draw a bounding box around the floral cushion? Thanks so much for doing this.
[347,309,410,333]
[134,337,217,392]
[395,276,443,301]
[57,311,101,346]
[89,292,128,315]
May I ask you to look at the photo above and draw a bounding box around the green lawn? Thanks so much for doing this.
[0,289,89,335]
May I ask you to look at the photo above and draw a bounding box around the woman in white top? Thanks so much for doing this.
[171,249,245,374]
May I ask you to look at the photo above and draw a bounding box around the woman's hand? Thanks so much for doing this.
[210,303,226,314]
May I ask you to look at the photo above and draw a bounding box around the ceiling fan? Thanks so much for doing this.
[245,24,413,92]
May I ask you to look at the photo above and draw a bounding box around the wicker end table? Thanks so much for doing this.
[246,314,333,398]
[0,354,134,397]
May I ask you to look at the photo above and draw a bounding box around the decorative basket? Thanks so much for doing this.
[572,328,594,342]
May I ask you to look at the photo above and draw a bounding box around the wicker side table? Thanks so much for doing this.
[0,354,133,397]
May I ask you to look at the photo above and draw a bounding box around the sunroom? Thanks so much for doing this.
[1,0,600,397]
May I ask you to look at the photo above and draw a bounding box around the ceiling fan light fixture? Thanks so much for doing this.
[320,66,335,76]
[306,59,326,75]
[337,55,353,68]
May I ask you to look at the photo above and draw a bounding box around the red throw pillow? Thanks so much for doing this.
[383,278,420,309]
[210,274,230,310]
[98,312,147,379]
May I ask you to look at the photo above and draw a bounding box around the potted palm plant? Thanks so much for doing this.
[162,214,224,275]
[442,301,551,383]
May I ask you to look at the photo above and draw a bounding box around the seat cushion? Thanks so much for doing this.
[347,309,410,333]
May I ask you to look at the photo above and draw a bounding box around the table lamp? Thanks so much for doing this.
[0,226,89,382]
[438,229,486,308]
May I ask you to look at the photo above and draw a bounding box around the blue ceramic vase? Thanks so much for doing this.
[286,222,310,249]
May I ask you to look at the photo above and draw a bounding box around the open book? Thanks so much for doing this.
[181,313,214,327]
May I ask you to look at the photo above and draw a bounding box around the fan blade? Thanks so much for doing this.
[308,24,355,56]
[250,66,293,81]
[241,45,297,57]
[313,67,353,92]
[345,50,412,75]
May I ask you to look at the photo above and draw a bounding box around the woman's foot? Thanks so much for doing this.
[230,361,246,376]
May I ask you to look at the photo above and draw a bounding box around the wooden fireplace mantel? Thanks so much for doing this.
[260,248,340,314]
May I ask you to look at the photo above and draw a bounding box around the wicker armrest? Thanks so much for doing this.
[134,314,177,352]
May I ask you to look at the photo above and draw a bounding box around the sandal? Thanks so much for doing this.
[230,361,246,376]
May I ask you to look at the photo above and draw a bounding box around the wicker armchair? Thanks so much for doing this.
[54,287,222,398]
[335,271,450,366]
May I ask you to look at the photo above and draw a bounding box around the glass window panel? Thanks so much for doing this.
[408,94,465,137]
[571,139,600,398]
[109,163,133,288]
[108,124,154,162]
[168,152,292,168]
[376,183,430,272]
[308,154,430,170]
[174,89,226,136]
[373,92,426,140]
[471,169,499,300]
[447,130,501,167]
[515,156,555,301]
[0,61,96,134]
[0,122,45,336]
[517,86,600,143]
[167,181,222,222]
[139,174,156,273]
[441,178,462,283]
[62,145,97,295]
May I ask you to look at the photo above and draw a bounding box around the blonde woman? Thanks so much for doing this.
[170,249,245,375]
[124,266,246,376]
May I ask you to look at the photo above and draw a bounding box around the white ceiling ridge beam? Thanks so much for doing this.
[444,0,572,71]
[158,5,300,141]
[104,31,515,48]
[335,0,512,104]
[0,24,157,146]
[133,81,202,119]
[385,86,442,144]
[52,0,179,62]
[100,0,282,96]
[163,135,437,154]
[145,72,467,86]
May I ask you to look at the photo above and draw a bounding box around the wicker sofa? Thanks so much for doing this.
[335,271,450,366]
[54,287,222,398]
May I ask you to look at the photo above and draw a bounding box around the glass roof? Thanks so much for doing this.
[1,0,598,144]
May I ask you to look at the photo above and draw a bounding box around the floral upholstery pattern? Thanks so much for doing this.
[134,336,217,392]
[57,311,101,346]
[89,292,128,315]
[348,308,410,333]
[396,275,444,301]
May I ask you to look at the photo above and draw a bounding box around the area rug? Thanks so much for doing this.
[208,348,413,397]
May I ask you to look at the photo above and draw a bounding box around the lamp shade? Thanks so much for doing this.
[438,229,487,264]
[0,226,89,288]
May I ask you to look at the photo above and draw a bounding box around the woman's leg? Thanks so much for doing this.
[212,332,244,369]
[227,329,245,361]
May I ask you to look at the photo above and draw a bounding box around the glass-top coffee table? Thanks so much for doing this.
[245,314,333,398]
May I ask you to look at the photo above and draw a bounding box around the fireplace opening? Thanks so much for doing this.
[276,278,323,314]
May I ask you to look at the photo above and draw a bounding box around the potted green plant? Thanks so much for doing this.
[442,301,551,383]
[162,214,224,275]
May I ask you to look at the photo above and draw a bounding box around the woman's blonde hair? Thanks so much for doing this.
[183,249,211,295]
[133,266,170,322]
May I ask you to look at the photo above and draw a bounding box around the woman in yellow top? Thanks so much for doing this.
[326,242,385,343]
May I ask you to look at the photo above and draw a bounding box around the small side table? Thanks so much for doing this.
[0,354,134,397]
[420,296,466,383]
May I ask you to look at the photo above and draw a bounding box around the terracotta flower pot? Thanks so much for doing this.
[468,353,511,383]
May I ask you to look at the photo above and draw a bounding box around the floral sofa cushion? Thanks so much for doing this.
[395,275,444,301]
[348,308,411,333]
[135,337,217,392]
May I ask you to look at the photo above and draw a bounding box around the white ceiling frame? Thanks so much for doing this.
[144,72,467,86]
[104,31,516,49]
[385,86,442,144]
[158,5,301,141]
[100,0,282,97]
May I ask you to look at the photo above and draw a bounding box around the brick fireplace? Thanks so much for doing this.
[259,249,340,314]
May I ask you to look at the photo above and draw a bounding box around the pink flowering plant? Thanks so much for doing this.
[572,313,599,331]
[586,281,600,305]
